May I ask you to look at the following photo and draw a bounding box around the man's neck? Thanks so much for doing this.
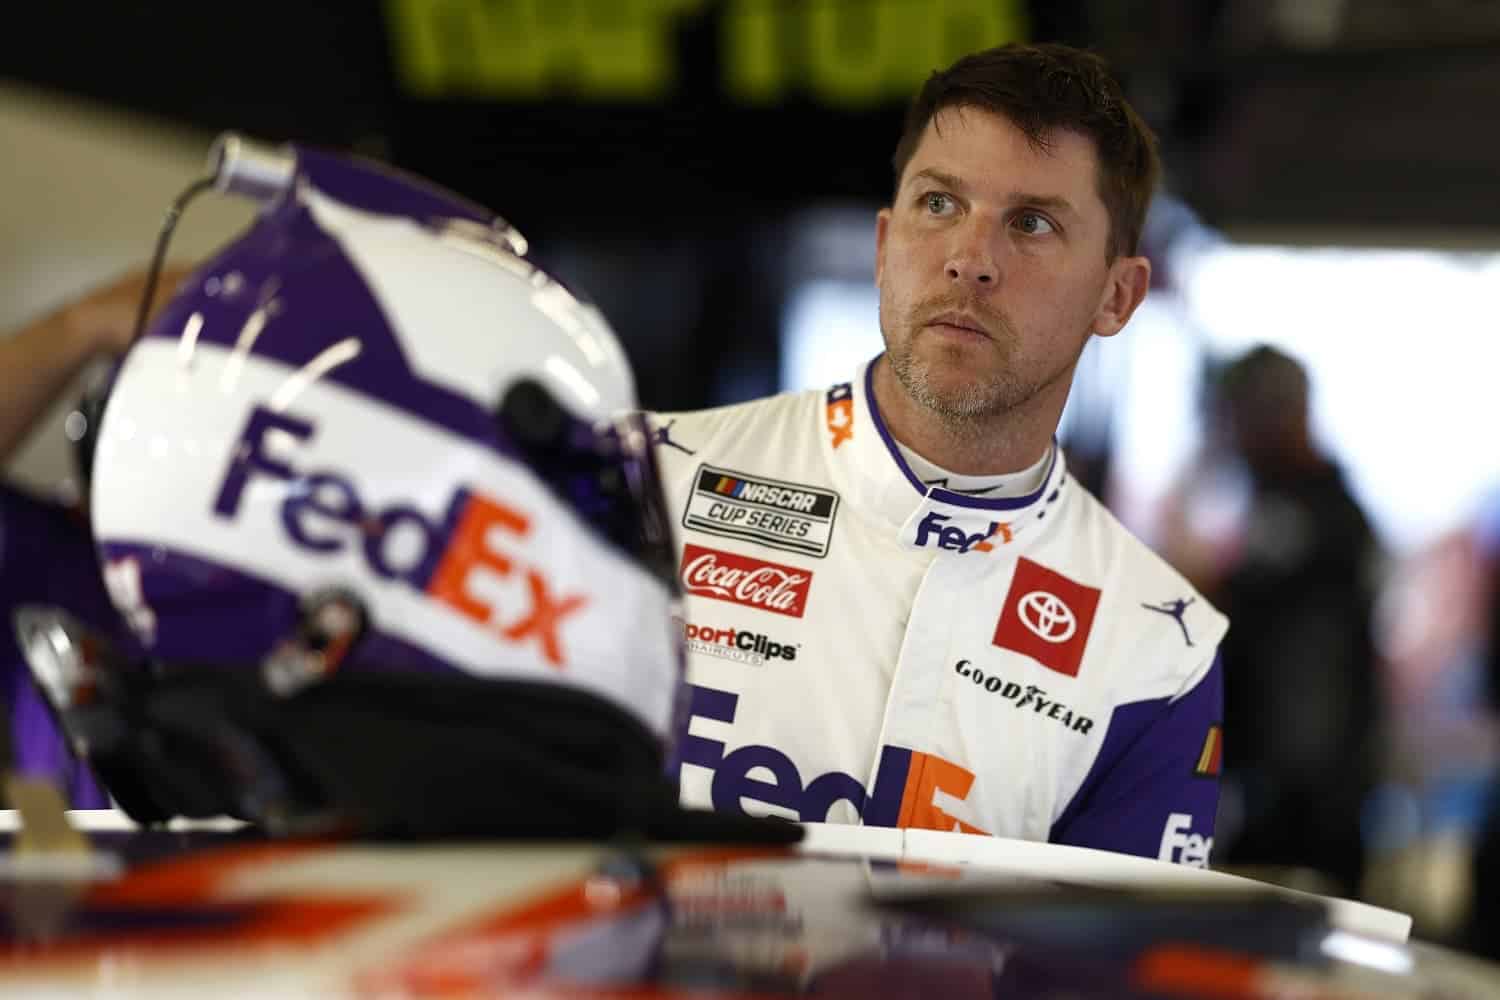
[870,356,1061,477]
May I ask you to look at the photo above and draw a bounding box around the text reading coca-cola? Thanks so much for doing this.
[679,544,812,618]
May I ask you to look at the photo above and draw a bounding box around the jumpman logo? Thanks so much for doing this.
[1142,596,1195,647]
[651,419,695,456]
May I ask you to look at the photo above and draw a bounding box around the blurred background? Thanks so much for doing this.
[3,0,1500,955]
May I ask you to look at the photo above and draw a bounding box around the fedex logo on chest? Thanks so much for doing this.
[913,512,1011,552]
[211,405,586,666]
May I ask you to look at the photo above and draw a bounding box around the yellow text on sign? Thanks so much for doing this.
[386,0,1028,106]
[387,0,707,100]
[726,0,1028,107]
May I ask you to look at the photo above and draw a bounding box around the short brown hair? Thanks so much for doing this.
[892,43,1159,260]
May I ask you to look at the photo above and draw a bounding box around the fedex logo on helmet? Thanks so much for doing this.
[212,406,587,667]
[913,512,1012,553]
[675,682,989,834]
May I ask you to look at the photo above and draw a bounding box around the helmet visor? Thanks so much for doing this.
[498,387,679,596]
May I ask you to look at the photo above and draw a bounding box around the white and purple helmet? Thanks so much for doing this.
[19,135,788,841]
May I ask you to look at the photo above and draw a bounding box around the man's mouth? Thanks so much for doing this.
[924,311,990,339]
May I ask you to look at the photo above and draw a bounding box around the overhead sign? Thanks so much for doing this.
[386,0,1028,107]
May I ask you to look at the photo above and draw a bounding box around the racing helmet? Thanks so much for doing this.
[17,135,792,843]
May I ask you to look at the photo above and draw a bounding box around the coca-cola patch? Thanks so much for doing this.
[682,464,840,558]
[680,544,812,619]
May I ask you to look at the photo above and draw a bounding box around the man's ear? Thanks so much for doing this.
[875,207,892,288]
[1093,255,1151,337]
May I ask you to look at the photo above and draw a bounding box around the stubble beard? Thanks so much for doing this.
[884,322,1031,437]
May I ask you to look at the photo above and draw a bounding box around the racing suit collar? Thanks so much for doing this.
[829,355,1069,554]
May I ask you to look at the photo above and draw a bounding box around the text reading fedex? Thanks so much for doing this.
[211,405,586,666]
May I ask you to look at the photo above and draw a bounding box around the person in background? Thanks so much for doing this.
[1205,344,1386,897]
[0,266,190,806]
[1460,489,1500,956]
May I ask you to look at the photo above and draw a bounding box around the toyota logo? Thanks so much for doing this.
[1018,590,1076,643]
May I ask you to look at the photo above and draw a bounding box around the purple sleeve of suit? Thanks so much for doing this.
[1048,653,1223,865]
[0,484,114,807]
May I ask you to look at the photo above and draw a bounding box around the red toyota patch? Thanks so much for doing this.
[991,558,1100,677]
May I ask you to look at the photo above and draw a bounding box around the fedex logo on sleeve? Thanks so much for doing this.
[1158,813,1213,868]
[212,405,587,667]
[674,682,989,834]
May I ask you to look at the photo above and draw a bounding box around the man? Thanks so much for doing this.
[1464,491,1500,956]
[652,43,1227,864]
[1207,345,1384,896]
[0,269,180,462]
[0,267,188,807]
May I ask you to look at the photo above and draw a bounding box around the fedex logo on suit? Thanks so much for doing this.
[674,682,991,835]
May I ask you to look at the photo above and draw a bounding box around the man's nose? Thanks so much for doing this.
[944,218,1002,288]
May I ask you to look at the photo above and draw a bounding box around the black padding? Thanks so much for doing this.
[89,664,801,845]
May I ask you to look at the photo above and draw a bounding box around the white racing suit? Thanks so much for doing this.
[649,356,1228,865]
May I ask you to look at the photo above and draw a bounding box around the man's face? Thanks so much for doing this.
[875,106,1147,424]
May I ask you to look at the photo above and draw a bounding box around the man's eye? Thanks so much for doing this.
[924,192,953,215]
[1016,211,1056,235]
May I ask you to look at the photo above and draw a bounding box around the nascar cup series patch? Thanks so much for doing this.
[682,464,840,558]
